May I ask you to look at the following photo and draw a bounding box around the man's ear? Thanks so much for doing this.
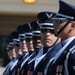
[71,22,75,30]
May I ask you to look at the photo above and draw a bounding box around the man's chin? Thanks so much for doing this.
[35,45,42,48]
[22,48,28,52]
[45,43,52,47]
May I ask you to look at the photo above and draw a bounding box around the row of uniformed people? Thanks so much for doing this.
[34,1,75,75]
[3,11,59,75]
[3,20,42,75]
[3,13,60,75]
[15,21,42,75]
[3,0,75,75]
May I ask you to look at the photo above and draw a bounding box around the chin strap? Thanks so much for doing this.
[50,37,59,48]
[55,19,72,37]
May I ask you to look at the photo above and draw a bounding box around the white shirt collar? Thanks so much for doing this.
[62,36,75,45]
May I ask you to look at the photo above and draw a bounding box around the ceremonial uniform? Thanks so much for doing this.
[3,58,15,75]
[44,0,75,75]
[20,51,36,75]
[15,25,29,75]
[26,20,42,75]
[3,35,17,75]
[8,31,20,75]
[34,42,63,75]
[15,52,29,75]
[27,12,58,75]
[32,12,60,75]
[45,37,75,75]
[19,23,35,75]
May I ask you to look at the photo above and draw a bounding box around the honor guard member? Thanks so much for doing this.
[6,37,13,60]
[6,45,12,60]
[19,23,36,75]
[8,36,17,59]
[12,31,22,56]
[9,31,22,75]
[3,34,17,75]
[33,12,61,75]
[3,37,13,75]
[22,23,34,53]
[45,0,75,75]
[10,31,20,55]
[15,25,29,75]
[17,25,28,54]
[26,20,42,75]
[31,21,42,52]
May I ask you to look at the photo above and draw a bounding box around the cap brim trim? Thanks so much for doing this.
[40,23,53,26]
[40,23,54,29]
[9,42,14,45]
[25,33,32,35]
[13,39,20,42]
[19,34,25,37]
[52,13,74,20]
[32,31,40,34]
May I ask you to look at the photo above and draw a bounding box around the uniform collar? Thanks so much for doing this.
[61,36,75,46]
[29,51,35,55]
[43,47,49,54]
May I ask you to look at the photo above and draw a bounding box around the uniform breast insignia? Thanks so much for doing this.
[56,65,63,75]
[27,70,33,75]
[37,72,43,75]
